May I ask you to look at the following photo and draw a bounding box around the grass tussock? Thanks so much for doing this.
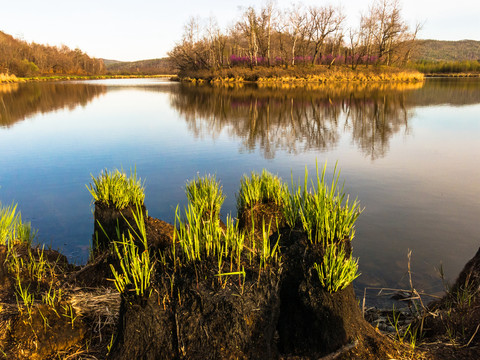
[314,243,360,293]
[283,162,363,245]
[175,174,280,282]
[237,170,288,211]
[186,174,225,219]
[87,168,145,210]
[110,205,153,297]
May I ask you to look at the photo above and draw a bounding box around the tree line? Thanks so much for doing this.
[169,0,421,72]
[0,31,105,77]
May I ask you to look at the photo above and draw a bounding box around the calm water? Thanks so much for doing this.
[1,78,479,305]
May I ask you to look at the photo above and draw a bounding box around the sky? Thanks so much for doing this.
[1,0,479,62]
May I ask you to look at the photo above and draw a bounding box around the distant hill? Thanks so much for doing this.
[103,58,177,75]
[412,40,480,62]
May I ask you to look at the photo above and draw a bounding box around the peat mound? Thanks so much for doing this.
[277,228,394,359]
[110,247,283,360]
[93,201,147,251]
[420,247,480,358]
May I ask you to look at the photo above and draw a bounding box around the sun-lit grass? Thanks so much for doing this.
[237,170,288,211]
[110,205,153,297]
[0,73,19,83]
[87,168,145,210]
[0,202,18,245]
[294,162,363,245]
[313,242,360,293]
[175,174,280,280]
[186,174,225,219]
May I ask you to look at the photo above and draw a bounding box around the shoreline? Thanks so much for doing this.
[0,74,176,84]
[176,65,425,84]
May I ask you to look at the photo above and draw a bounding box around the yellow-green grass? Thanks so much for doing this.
[87,168,145,210]
[185,174,225,219]
[288,161,363,245]
[314,242,360,293]
[0,73,20,83]
[237,170,288,211]
[110,205,153,297]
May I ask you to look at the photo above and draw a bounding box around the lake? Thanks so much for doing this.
[1,78,479,305]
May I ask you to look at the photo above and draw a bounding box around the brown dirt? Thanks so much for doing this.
[92,201,147,251]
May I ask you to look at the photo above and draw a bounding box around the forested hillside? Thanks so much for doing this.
[103,58,176,74]
[413,40,480,61]
[0,31,105,76]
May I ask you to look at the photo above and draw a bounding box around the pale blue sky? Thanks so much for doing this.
[1,0,478,61]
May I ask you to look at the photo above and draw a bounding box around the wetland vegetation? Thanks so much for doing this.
[1,166,480,359]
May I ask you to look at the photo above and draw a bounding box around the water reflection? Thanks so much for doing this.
[410,78,480,106]
[169,82,423,160]
[0,82,106,127]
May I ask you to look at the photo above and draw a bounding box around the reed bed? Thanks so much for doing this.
[0,73,19,83]
[180,65,424,84]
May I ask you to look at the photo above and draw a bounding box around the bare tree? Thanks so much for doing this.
[307,5,345,65]
[237,7,260,65]
[286,4,307,65]
[370,0,408,65]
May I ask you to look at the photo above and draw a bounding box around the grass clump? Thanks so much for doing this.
[87,168,145,210]
[313,243,360,293]
[0,201,36,249]
[237,170,287,211]
[175,174,279,281]
[292,162,363,245]
[186,174,225,218]
[0,202,19,245]
[110,205,153,297]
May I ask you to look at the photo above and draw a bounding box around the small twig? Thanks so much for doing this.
[364,287,442,300]
[362,287,366,318]
[464,323,480,347]
[317,340,358,360]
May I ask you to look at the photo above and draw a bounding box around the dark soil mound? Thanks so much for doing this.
[145,216,174,251]
[111,255,282,360]
[93,202,147,251]
[7,304,86,359]
[277,228,394,359]
[76,210,174,288]
[0,245,85,359]
[422,247,480,352]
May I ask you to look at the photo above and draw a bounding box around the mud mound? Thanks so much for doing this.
[145,216,174,251]
[111,256,282,360]
[277,228,393,359]
[422,247,480,349]
[7,304,86,360]
[93,202,147,251]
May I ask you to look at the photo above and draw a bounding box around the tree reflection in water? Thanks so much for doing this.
[0,82,107,127]
[169,82,424,160]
